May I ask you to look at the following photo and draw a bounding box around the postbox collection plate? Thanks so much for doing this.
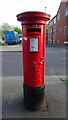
[30,37,38,52]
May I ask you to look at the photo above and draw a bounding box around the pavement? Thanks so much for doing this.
[0,44,22,52]
[0,43,67,52]
[2,75,66,118]
[0,44,67,119]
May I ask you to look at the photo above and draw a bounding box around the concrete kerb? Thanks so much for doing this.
[2,75,66,81]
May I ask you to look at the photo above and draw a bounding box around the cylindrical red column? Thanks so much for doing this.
[17,11,50,110]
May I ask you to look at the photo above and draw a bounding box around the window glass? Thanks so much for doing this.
[54,17,56,24]
[64,26,68,34]
[65,5,68,16]
[58,13,60,20]
[59,28,62,34]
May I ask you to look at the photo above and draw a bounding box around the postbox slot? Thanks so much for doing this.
[27,28,41,33]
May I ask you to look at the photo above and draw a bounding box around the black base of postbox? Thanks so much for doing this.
[23,84,45,111]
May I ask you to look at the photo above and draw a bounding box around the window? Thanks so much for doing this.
[64,26,68,34]
[49,20,53,27]
[53,30,56,36]
[58,13,60,20]
[59,28,62,34]
[65,5,68,16]
[54,17,56,24]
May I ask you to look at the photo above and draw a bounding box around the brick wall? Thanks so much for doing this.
[48,1,68,46]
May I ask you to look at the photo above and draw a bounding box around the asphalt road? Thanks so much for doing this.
[2,45,66,76]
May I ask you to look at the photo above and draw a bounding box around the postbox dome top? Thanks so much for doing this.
[17,11,51,24]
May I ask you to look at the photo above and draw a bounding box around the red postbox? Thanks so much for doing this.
[17,11,50,110]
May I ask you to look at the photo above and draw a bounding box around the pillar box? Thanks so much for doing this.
[17,11,50,110]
